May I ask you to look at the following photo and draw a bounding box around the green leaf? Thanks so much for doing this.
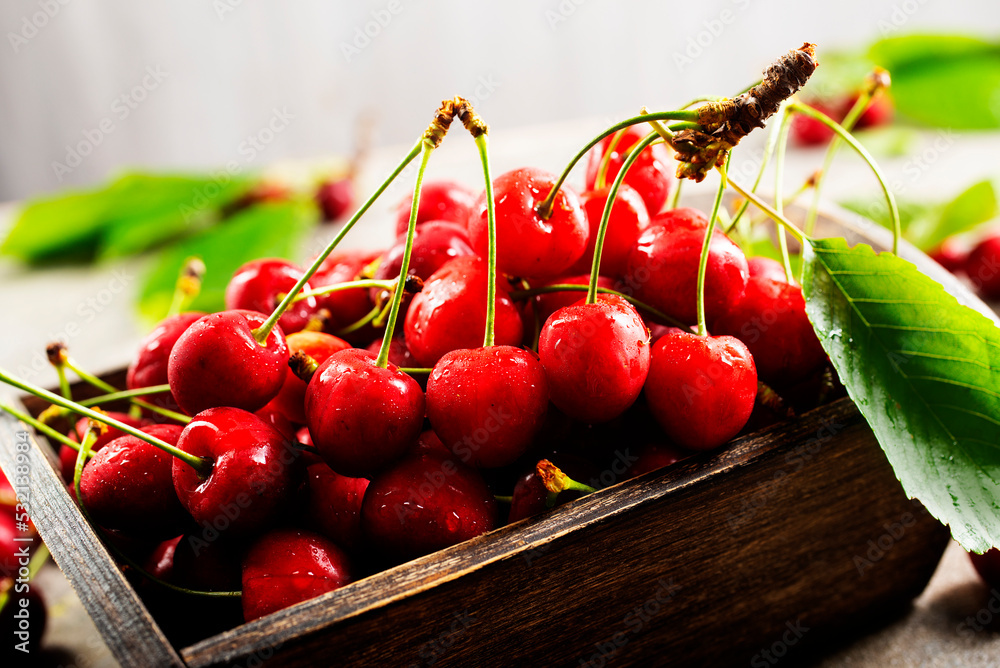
[802,237,1000,552]
[137,201,315,322]
[1,172,254,264]
[867,35,1000,129]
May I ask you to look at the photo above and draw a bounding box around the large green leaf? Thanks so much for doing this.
[138,201,315,322]
[1,172,254,264]
[802,237,1000,552]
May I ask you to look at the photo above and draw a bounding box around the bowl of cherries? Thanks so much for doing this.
[2,44,997,667]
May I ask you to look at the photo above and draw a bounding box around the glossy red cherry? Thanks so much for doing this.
[426,346,549,468]
[126,311,205,412]
[59,412,149,483]
[929,237,968,274]
[265,331,351,425]
[172,407,299,535]
[242,528,353,621]
[584,125,673,216]
[305,462,369,552]
[79,424,189,539]
[394,179,478,237]
[404,256,523,367]
[644,329,757,450]
[316,177,354,222]
[361,449,496,563]
[649,207,710,233]
[568,184,649,278]
[468,167,588,279]
[225,259,318,335]
[965,234,1000,300]
[365,337,418,369]
[374,221,475,289]
[304,348,424,478]
[538,294,650,423]
[310,249,381,331]
[534,274,616,325]
[167,309,289,415]
[623,219,748,325]
[712,256,826,386]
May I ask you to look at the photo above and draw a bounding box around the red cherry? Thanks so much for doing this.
[310,250,381,331]
[168,310,289,415]
[225,259,318,335]
[970,548,1000,589]
[426,346,549,468]
[265,331,351,425]
[850,92,893,129]
[623,219,748,325]
[568,184,650,278]
[374,221,475,288]
[364,337,418,369]
[712,257,826,386]
[305,462,369,552]
[584,125,673,216]
[361,450,496,563]
[126,312,205,412]
[644,329,757,450]
[394,179,478,237]
[412,429,451,456]
[316,177,354,222]
[538,294,650,423]
[0,513,24,577]
[59,411,148,483]
[964,235,1000,300]
[746,256,788,283]
[304,348,425,478]
[468,167,588,279]
[507,455,596,523]
[404,256,524,367]
[929,237,968,274]
[242,528,353,621]
[790,100,841,146]
[79,424,189,539]
[167,533,243,592]
[534,274,616,325]
[626,442,690,478]
[649,206,710,232]
[172,407,299,535]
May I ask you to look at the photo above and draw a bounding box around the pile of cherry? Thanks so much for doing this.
[7,123,841,634]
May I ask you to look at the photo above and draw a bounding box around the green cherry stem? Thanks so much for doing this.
[725,99,789,235]
[0,368,210,476]
[72,425,98,503]
[251,139,425,346]
[537,111,702,219]
[695,156,730,337]
[0,401,84,452]
[78,385,172,407]
[474,132,498,348]
[292,279,396,303]
[803,71,888,241]
[588,131,659,305]
[376,141,435,368]
[166,257,206,318]
[61,358,190,424]
[594,129,627,190]
[788,101,900,255]
[666,178,683,211]
[773,106,795,283]
[398,367,433,375]
[511,284,694,333]
[726,177,807,245]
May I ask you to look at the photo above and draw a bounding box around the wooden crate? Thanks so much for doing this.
[0,206,983,666]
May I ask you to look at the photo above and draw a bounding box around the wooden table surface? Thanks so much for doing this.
[3,117,1000,666]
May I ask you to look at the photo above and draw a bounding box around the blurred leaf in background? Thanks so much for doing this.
[842,179,998,252]
[138,200,314,322]
[0,172,255,264]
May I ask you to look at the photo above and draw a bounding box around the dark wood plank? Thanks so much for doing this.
[179,398,949,667]
[0,399,186,668]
